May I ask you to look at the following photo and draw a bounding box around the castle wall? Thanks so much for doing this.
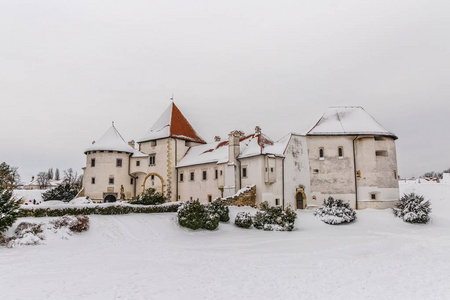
[177,162,222,203]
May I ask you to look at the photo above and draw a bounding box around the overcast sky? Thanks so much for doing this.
[1,0,449,182]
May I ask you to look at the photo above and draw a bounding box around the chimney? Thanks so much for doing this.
[255,126,261,134]
[128,140,135,149]
[92,141,96,145]
[214,136,221,142]
[228,130,244,164]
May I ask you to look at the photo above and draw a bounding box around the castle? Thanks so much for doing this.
[82,102,399,209]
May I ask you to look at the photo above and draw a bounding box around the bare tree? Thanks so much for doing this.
[64,168,81,189]
[37,172,50,189]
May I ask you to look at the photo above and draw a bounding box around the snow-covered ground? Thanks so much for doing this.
[1,181,450,299]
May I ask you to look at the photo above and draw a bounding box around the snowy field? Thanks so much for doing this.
[1,181,450,300]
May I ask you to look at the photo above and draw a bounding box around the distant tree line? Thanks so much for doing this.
[421,167,450,179]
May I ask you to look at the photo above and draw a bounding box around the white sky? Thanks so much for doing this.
[1,0,449,182]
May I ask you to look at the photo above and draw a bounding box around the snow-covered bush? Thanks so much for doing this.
[177,200,220,230]
[207,200,230,222]
[42,184,79,202]
[393,193,431,224]
[253,202,297,231]
[51,215,90,232]
[314,197,356,225]
[0,162,20,234]
[68,197,93,205]
[129,188,166,205]
[235,212,253,229]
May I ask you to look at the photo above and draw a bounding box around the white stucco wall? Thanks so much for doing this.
[177,162,222,203]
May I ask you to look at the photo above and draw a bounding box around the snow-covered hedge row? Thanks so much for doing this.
[18,203,181,218]
[314,197,356,225]
[393,193,431,224]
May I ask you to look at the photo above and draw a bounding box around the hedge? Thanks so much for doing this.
[18,203,181,218]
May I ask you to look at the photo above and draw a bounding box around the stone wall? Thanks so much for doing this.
[219,185,256,207]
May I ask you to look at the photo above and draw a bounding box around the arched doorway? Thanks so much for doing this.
[143,173,165,195]
[295,190,306,210]
[104,194,117,203]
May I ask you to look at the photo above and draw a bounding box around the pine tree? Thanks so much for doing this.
[0,162,20,234]
[55,168,60,180]
[48,168,54,180]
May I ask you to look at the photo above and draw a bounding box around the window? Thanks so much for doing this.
[319,148,324,159]
[374,136,385,141]
[202,171,207,180]
[242,167,247,178]
[130,178,134,184]
[208,195,212,202]
[151,175,155,180]
[108,151,113,153]
[109,177,114,185]
[220,170,223,176]
[91,158,95,167]
[376,150,388,157]
[100,150,104,153]
[270,167,274,173]
[91,177,95,184]
[149,154,156,166]
[118,151,122,154]
[190,172,195,181]
[180,173,184,182]
[215,169,218,179]
[136,160,140,167]
[116,158,122,167]
[371,194,376,200]
[275,199,280,206]
[338,147,343,158]
[313,169,319,174]
[151,140,157,147]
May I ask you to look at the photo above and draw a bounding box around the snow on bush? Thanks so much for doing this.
[0,190,20,234]
[207,200,230,222]
[253,202,297,231]
[177,200,226,231]
[68,197,93,205]
[314,197,356,225]
[393,193,431,224]
[1,215,90,248]
[235,212,253,229]
[129,188,166,205]
[42,184,79,202]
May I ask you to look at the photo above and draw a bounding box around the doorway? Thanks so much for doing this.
[296,190,305,210]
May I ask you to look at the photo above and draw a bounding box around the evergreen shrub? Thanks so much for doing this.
[42,184,79,202]
[0,162,20,234]
[235,212,253,229]
[129,188,166,205]
[253,201,297,231]
[177,200,223,231]
[207,200,230,222]
[314,197,356,225]
[393,193,431,224]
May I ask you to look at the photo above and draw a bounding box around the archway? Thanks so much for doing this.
[295,190,306,210]
[142,173,165,195]
[104,194,117,203]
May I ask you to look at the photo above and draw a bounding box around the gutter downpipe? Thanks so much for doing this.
[352,136,360,210]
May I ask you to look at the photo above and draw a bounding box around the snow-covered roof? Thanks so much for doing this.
[177,131,288,168]
[137,102,206,144]
[306,106,397,139]
[85,124,136,154]
[24,178,65,187]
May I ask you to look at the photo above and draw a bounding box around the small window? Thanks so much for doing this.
[108,150,113,153]
[319,148,324,159]
[275,199,280,206]
[136,161,140,167]
[242,167,247,178]
[371,194,376,200]
[376,150,388,157]
[208,195,212,202]
[190,172,195,181]
[374,136,385,141]
[130,178,134,184]
[109,177,114,185]
[91,177,95,184]
[220,170,223,176]
[180,173,184,182]
[151,175,155,180]
[313,169,319,174]
[338,147,343,157]
[91,158,96,167]
[151,140,157,147]
[116,158,122,167]
[100,150,104,153]
[118,151,122,154]
[270,167,274,173]
[215,169,218,179]
[202,171,207,180]
[149,154,156,166]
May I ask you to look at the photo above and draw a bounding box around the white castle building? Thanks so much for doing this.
[82,103,399,209]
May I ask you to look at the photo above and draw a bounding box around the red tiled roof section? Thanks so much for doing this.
[169,103,206,144]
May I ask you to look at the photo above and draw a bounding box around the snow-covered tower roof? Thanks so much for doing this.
[137,102,206,144]
[84,124,136,154]
[306,106,398,139]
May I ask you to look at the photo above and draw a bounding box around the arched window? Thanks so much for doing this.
[338,147,343,157]
[319,148,324,159]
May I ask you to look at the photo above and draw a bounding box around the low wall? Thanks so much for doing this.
[219,185,256,207]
